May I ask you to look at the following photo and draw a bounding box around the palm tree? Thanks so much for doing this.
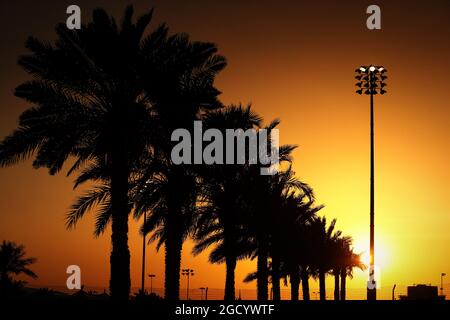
[192,105,261,301]
[68,40,226,302]
[136,162,201,301]
[308,217,341,300]
[240,120,298,301]
[300,265,313,301]
[134,46,226,300]
[277,193,322,301]
[0,6,167,300]
[330,235,352,300]
[0,241,37,294]
[340,247,365,300]
[269,173,316,301]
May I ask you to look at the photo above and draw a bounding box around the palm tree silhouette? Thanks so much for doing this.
[0,6,166,300]
[300,266,313,301]
[340,246,365,300]
[239,120,299,301]
[134,54,226,300]
[133,55,226,301]
[136,163,200,301]
[0,6,157,300]
[308,217,342,300]
[0,241,37,296]
[267,169,316,301]
[192,105,261,301]
[331,235,352,300]
[279,196,322,301]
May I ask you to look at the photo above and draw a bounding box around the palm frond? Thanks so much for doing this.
[66,185,110,229]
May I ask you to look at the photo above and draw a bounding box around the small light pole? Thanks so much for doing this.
[182,268,194,300]
[141,210,147,295]
[441,273,446,296]
[148,274,156,294]
[355,65,387,301]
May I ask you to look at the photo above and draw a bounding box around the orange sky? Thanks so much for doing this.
[1,0,449,299]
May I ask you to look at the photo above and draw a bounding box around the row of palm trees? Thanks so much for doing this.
[0,6,363,301]
[192,159,365,301]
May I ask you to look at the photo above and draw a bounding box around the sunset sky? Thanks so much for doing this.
[1,0,449,299]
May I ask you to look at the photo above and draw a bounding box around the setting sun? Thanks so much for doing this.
[354,236,390,269]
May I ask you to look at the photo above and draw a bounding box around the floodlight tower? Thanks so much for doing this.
[182,268,195,300]
[355,65,387,301]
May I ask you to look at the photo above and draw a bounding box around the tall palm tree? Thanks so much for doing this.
[134,44,226,300]
[136,161,201,301]
[330,235,352,300]
[68,38,226,301]
[192,105,261,301]
[133,53,225,302]
[308,217,341,300]
[278,194,322,301]
[240,120,298,301]
[0,241,37,294]
[269,172,315,301]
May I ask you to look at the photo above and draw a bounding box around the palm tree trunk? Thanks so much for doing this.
[271,253,281,301]
[257,237,269,300]
[340,268,347,301]
[333,269,340,300]
[300,267,310,301]
[290,270,300,301]
[165,211,183,301]
[223,209,237,301]
[224,256,236,301]
[319,270,326,300]
[0,272,11,296]
[109,149,131,301]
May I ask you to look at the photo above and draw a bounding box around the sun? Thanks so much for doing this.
[353,235,390,269]
[360,251,371,267]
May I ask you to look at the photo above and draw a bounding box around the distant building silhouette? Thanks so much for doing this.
[399,284,445,300]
